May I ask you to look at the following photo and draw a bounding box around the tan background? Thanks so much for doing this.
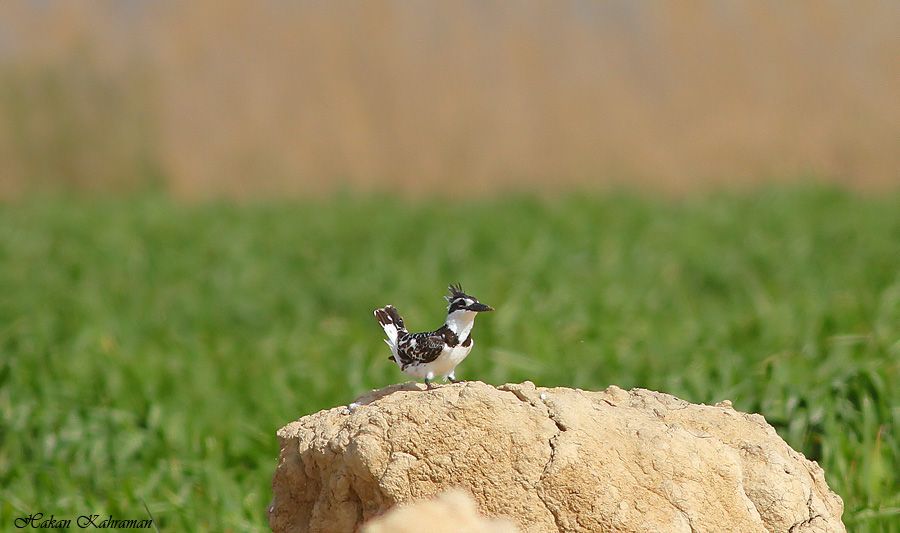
[1,0,898,198]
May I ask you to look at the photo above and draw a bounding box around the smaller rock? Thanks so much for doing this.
[360,489,520,533]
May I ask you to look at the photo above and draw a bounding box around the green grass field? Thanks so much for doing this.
[1,187,897,531]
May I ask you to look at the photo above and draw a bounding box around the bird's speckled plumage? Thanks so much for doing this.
[374,284,493,385]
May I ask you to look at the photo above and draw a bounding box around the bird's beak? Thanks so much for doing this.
[469,302,494,312]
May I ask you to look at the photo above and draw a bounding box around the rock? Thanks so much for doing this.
[269,381,845,533]
[360,489,520,533]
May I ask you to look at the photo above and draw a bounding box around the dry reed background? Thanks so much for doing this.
[0,0,898,198]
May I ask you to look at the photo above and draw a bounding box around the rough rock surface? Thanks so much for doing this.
[360,489,520,533]
[269,381,845,533]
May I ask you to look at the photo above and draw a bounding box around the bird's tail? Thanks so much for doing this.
[374,305,406,352]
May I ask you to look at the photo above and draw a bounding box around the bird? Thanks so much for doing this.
[374,283,494,388]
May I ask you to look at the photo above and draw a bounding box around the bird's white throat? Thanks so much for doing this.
[446,309,477,340]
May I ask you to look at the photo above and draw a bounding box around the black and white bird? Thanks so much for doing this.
[374,284,494,387]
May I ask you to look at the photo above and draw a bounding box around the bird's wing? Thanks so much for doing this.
[397,332,446,365]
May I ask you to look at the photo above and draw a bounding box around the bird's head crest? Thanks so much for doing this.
[446,283,466,302]
[444,283,494,313]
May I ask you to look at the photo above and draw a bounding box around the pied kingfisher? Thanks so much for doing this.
[374,284,494,387]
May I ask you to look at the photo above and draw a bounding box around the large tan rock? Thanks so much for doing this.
[360,489,520,533]
[269,381,845,533]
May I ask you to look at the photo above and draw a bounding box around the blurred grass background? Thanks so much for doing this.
[1,190,898,530]
[1,1,899,532]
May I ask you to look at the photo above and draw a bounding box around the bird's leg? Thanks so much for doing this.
[447,372,462,384]
[424,372,435,389]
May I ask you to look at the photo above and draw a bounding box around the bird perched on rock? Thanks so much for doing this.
[374,284,494,387]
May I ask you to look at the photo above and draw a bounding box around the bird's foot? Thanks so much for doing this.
[446,372,463,384]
